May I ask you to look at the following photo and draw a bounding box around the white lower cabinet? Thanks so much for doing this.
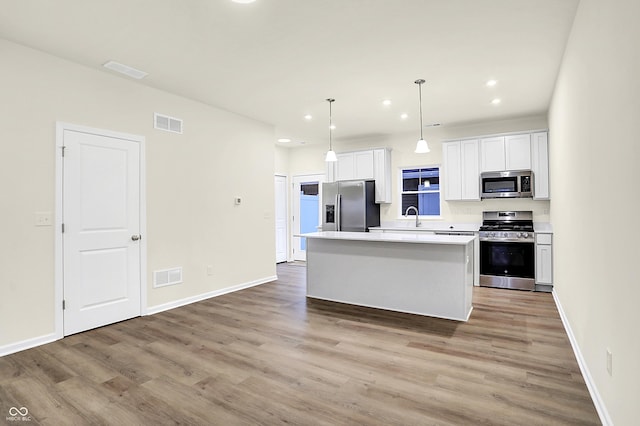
[535,233,553,285]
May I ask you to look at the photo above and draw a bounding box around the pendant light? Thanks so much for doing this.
[414,79,430,153]
[325,98,337,162]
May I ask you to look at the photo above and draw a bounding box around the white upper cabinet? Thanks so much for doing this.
[531,131,550,200]
[461,140,480,199]
[336,153,355,180]
[505,134,531,170]
[336,150,374,181]
[448,130,549,200]
[354,150,375,179]
[443,142,462,200]
[373,148,392,203]
[480,134,531,172]
[480,137,505,172]
[443,139,479,201]
[328,148,391,203]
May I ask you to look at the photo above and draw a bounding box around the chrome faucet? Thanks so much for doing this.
[404,206,421,227]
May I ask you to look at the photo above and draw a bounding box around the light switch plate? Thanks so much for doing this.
[35,212,53,226]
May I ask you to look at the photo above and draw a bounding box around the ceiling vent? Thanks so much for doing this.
[153,267,183,288]
[154,113,183,134]
[103,60,148,80]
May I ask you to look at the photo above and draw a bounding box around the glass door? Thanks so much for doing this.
[292,174,324,261]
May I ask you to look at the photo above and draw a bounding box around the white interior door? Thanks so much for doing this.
[275,175,288,263]
[292,174,324,261]
[63,128,142,335]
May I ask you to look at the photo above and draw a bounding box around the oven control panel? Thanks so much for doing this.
[479,231,534,242]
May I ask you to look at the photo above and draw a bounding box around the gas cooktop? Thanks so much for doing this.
[479,211,534,241]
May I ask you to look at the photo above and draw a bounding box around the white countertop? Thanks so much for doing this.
[300,231,476,245]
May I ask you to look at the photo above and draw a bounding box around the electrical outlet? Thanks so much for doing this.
[606,348,612,376]
[234,197,242,205]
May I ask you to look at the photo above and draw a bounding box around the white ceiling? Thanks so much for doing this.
[0,0,579,147]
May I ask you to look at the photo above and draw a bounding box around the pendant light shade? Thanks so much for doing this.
[415,138,429,153]
[414,79,430,154]
[325,98,337,162]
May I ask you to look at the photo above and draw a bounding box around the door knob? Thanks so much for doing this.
[131,234,141,241]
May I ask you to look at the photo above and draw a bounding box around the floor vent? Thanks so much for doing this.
[153,267,183,288]
[154,113,183,134]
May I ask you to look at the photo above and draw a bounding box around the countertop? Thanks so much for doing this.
[300,231,476,245]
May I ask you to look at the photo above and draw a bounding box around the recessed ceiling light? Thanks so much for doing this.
[400,113,409,120]
[486,79,498,87]
[103,61,148,79]
[491,98,501,105]
[277,138,291,143]
[382,99,392,106]
[304,114,312,120]
[231,0,256,3]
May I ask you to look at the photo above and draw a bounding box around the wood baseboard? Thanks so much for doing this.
[0,332,58,357]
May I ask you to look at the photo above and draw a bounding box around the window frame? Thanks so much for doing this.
[398,164,443,220]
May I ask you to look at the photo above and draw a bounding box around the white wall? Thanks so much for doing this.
[548,0,640,423]
[288,115,550,225]
[0,40,276,349]
[275,145,290,176]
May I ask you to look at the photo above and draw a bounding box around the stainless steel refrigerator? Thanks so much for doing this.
[322,180,380,232]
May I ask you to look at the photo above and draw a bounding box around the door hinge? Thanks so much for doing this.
[62,146,66,157]
[62,300,66,310]
[61,223,65,233]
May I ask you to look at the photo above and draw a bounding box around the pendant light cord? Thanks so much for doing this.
[416,79,425,140]
[327,98,335,150]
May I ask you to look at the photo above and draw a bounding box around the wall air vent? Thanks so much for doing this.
[103,60,148,79]
[154,113,183,134]
[153,267,183,288]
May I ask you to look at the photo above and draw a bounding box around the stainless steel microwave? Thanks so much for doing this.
[480,170,533,199]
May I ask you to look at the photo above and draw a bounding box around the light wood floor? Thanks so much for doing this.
[1,263,600,425]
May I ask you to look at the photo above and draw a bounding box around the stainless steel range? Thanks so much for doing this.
[479,211,535,290]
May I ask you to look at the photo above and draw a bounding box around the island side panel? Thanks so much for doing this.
[464,241,474,317]
[306,238,472,321]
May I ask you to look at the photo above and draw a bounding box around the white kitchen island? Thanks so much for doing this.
[303,231,476,321]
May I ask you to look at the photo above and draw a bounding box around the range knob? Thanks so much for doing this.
[502,232,508,238]
[516,232,522,238]
[522,232,529,238]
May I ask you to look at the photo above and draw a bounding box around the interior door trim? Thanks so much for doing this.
[54,122,147,340]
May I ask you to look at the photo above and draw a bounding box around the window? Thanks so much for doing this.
[400,167,441,217]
